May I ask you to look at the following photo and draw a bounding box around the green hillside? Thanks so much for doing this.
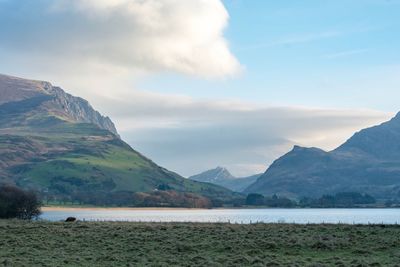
[0,74,236,206]
[4,123,231,202]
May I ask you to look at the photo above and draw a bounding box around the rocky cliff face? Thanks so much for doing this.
[0,74,118,136]
[45,86,118,136]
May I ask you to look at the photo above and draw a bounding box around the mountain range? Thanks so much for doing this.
[0,74,235,205]
[245,112,400,200]
[189,167,261,192]
[3,73,400,204]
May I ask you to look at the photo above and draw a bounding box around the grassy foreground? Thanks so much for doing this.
[0,221,399,266]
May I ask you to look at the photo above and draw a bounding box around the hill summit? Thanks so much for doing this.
[0,74,118,135]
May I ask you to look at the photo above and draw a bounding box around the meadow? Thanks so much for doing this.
[0,220,399,266]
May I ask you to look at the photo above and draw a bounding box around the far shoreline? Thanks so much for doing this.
[41,206,209,212]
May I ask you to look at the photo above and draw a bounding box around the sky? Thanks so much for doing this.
[0,0,398,177]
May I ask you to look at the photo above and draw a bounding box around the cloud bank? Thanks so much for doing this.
[98,91,391,176]
[0,0,240,78]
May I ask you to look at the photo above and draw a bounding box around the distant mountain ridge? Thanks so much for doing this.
[189,167,261,192]
[190,167,235,183]
[0,74,235,205]
[245,112,400,200]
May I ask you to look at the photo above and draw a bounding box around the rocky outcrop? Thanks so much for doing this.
[0,74,119,136]
[45,86,118,136]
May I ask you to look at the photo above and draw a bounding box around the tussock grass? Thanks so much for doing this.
[0,220,399,266]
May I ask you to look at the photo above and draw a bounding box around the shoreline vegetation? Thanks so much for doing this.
[1,220,399,266]
[43,191,400,209]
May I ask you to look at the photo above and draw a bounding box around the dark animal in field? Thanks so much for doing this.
[65,217,77,222]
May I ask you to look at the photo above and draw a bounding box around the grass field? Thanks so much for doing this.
[0,221,399,266]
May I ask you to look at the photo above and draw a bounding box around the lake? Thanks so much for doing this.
[41,208,400,224]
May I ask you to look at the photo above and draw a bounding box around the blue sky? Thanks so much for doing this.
[140,0,400,111]
[0,0,398,176]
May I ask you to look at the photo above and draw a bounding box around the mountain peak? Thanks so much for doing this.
[214,166,233,179]
[0,73,119,137]
[289,145,327,157]
[291,145,304,151]
[0,74,52,105]
[189,167,235,183]
[189,167,261,192]
[215,166,229,173]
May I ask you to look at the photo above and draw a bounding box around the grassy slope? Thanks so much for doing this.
[1,116,233,199]
[0,220,399,266]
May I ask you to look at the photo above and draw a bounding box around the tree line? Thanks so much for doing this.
[44,189,213,208]
[244,192,377,208]
[245,194,296,207]
[44,190,380,208]
[299,192,376,208]
[0,182,382,214]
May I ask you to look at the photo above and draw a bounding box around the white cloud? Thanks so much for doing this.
[0,0,240,78]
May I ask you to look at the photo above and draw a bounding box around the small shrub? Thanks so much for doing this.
[0,184,41,220]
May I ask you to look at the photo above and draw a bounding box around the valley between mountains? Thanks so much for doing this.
[2,73,400,206]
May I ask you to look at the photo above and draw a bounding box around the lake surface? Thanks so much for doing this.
[41,208,400,224]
